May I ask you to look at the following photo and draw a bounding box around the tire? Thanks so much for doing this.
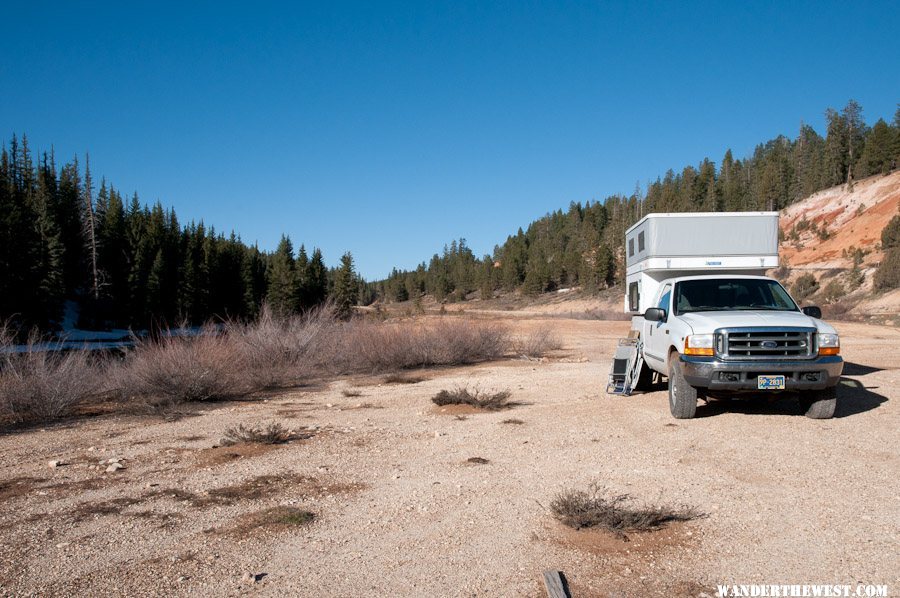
[668,356,698,419]
[799,386,837,419]
[633,362,654,392]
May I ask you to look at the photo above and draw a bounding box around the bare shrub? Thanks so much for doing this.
[821,301,856,320]
[466,457,490,465]
[230,304,334,390]
[320,318,509,374]
[821,279,845,304]
[501,418,525,425]
[220,422,293,446]
[551,483,700,534]
[118,324,243,407]
[341,389,362,397]
[515,325,562,357]
[792,273,819,302]
[432,386,512,410]
[0,328,102,425]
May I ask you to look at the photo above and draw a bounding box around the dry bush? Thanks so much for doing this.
[220,422,293,446]
[821,301,856,320]
[0,328,102,425]
[515,325,562,357]
[117,324,244,407]
[432,386,512,410]
[551,483,700,534]
[501,418,525,425]
[341,389,362,397]
[320,318,509,374]
[792,273,820,302]
[230,304,334,389]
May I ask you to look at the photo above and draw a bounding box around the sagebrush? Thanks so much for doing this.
[550,483,700,533]
[432,386,513,410]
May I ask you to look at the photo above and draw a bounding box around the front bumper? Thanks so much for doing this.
[680,354,843,391]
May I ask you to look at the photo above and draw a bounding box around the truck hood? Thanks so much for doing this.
[678,311,836,334]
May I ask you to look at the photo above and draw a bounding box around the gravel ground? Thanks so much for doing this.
[0,318,897,597]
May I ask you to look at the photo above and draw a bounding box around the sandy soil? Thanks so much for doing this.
[1,317,898,597]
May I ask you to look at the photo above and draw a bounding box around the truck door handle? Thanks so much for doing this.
[664,329,669,334]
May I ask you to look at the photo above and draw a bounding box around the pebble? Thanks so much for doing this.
[106,462,125,473]
[48,460,64,468]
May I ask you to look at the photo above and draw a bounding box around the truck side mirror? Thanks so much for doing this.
[802,306,822,319]
[644,307,666,322]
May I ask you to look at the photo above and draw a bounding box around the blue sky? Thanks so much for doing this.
[2,1,898,279]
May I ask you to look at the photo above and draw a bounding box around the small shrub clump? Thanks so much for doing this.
[550,483,700,534]
[791,273,820,302]
[432,386,512,410]
[515,325,562,358]
[221,422,294,446]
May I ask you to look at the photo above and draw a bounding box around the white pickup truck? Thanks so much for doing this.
[609,212,843,419]
[639,274,842,419]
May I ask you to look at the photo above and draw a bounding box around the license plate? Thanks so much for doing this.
[757,375,786,390]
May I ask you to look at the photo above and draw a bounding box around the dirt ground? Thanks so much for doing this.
[1,317,898,597]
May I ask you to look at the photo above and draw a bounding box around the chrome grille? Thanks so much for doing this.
[718,328,816,360]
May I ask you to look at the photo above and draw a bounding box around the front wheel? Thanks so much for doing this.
[668,356,698,419]
[799,386,837,419]
[632,361,654,392]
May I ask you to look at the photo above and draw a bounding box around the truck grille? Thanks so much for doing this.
[717,328,816,360]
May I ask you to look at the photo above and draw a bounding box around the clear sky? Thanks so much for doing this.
[2,1,898,279]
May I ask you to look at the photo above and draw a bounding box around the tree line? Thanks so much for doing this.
[0,136,363,335]
[374,100,900,302]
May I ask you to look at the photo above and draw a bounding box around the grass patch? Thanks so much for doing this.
[550,483,700,534]
[432,386,513,410]
[383,373,426,384]
[220,422,293,446]
[231,506,316,535]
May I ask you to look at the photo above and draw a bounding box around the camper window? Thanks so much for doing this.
[628,238,634,257]
[628,282,639,311]
[638,231,645,252]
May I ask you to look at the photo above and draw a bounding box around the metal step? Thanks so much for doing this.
[606,337,645,396]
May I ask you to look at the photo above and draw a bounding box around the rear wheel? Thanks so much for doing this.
[799,386,837,419]
[668,356,698,419]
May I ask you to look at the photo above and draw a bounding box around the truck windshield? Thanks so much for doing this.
[674,279,799,314]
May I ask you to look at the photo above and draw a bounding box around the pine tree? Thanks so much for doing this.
[81,155,101,301]
[332,252,358,319]
[266,235,296,316]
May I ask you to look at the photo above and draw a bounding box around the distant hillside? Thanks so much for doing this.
[780,170,899,269]
[777,171,900,319]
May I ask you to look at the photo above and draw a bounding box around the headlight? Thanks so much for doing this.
[818,333,840,356]
[684,334,714,356]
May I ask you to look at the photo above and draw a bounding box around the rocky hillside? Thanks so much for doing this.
[778,171,900,320]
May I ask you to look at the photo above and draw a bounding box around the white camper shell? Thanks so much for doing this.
[624,212,779,314]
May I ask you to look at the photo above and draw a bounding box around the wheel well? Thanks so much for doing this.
[667,346,680,366]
